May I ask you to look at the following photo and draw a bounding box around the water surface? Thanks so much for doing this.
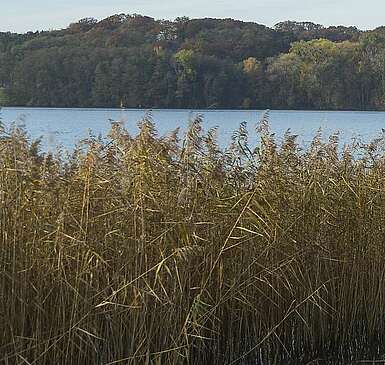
[1,108,385,151]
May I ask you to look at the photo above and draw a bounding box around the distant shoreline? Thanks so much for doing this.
[3,105,385,113]
[0,16,383,112]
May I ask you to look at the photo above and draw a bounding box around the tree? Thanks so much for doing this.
[6,13,385,110]
[0,87,9,106]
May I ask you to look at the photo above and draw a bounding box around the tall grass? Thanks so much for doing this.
[1,115,385,364]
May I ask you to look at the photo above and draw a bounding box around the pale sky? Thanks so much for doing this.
[1,0,384,33]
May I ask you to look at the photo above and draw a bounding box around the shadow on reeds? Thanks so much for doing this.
[2,114,385,364]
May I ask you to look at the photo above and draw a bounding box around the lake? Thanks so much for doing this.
[1,107,385,151]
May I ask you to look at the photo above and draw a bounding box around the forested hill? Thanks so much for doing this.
[1,14,385,110]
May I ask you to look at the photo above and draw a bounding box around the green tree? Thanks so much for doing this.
[0,87,9,106]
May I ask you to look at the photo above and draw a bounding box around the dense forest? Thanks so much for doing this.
[2,14,385,110]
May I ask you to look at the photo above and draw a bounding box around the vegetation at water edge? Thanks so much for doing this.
[2,115,385,364]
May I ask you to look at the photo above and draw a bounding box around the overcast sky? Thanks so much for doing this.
[1,0,384,33]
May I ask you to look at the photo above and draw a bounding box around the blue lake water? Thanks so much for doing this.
[1,107,385,151]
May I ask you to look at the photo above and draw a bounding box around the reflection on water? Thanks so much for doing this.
[1,107,385,151]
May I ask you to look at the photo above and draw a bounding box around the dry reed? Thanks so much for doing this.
[1,115,385,364]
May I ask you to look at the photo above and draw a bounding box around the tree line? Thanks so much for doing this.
[1,14,385,110]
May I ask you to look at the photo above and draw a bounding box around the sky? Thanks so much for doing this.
[1,0,384,33]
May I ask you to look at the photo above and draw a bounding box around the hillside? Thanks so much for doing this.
[1,14,384,110]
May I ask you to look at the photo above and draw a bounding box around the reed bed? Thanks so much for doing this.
[2,115,385,364]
